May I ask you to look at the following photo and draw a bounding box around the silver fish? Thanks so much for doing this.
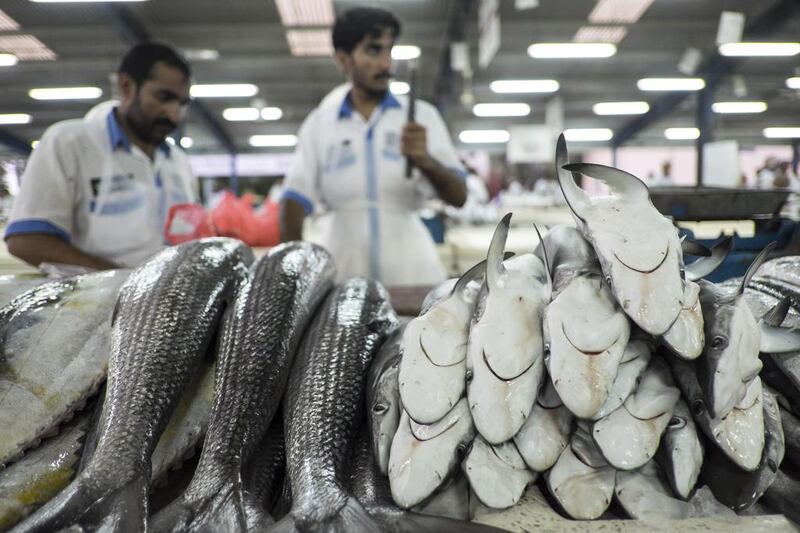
[467,214,550,443]
[592,357,680,470]
[462,436,535,510]
[0,269,130,467]
[399,261,485,425]
[12,238,252,533]
[389,398,475,509]
[242,415,286,529]
[547,434,615,520]
[761,469,800,525]
[778,404,800,469]
[272,278,397,533]
[703,388,784,512]
[555,134,683,335]
[151,242,335,532]
[590,339,652,421]
[0,274,47,310]
[367,325,404,476]
[756,256,800,289]
[656,399,703,500]
[513,377,572,472]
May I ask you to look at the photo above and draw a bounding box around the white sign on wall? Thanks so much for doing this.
[702,140,740,187]
[507,125,554,164]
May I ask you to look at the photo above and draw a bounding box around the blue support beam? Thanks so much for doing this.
[695,82,717,186]
[612,0,800,148]
[0,129,32,156]
[101,5,237,156]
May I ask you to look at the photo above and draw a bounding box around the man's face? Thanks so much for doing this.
[340,28,395,97]
[119,61,190,145]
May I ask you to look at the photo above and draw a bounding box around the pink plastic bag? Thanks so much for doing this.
[164,203,216,245]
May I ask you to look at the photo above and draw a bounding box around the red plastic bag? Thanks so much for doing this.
[164,203,215,245]
[208,191,281,247]
[250,200,281,247]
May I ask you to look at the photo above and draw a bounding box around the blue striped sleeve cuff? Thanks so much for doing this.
[449,166,468,180]
[281,189,314,215]
[5,219,71,242]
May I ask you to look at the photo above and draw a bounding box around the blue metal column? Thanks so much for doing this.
[792,140,799,175]
[0,129,32,156]
[695,83,717,187]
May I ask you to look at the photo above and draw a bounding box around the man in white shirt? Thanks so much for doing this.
[280,7,467,286]
[5,42,196,269]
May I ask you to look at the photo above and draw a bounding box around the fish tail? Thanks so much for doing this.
[149,480,249,533]
[10,473,147,533]
[268,498,379,533]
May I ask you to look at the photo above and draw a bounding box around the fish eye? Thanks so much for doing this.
[466,369,473,383]
[710,336,727,350]
[544,343,551,358]
[372,403,388,414]
[692,399,705,417]
[604,275,612,287]
[767,459,777,473]
[668,416,686,430]
[456,441,471,459]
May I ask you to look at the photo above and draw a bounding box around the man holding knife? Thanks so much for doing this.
[280,6,466,286]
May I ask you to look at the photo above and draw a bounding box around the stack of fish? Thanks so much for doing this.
[384,135,800,524]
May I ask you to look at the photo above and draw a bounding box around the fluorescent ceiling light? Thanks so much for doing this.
[261,107,283,121]
[0,35,57,61]
[0,53,17,67]
[712,101,767,114]
[637,78,705,91]
[787,77,800,89]
[275,0,334,26]
[528,43,616,59]
[166,137,176,146]
[490,79,560,93]
[458,130,510,144]
[179,137,193,148]
[0,9,21,31]
[250,134,298,147]
[719,42,800,57]
[573,26,628,44]
[286,30,333,57]
[473,103,531,117]
[223,107,260,121]
[29,86,102,100]
[182,49,219,61]
[564,128,613,142]
[0,113,31,125]
[665,127,700,140]
[390,81,410,95]
[191,84,258,98]
[392,45,421,60]
[593,101,650,115]
[588,0,653,23]
[764,127,800,139]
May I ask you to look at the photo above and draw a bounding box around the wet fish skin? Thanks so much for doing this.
[150,242,335,532]
[366,326,404,476]
[271,278,397,533]
[242,415,286,529]
[761,469,800,525]
[11,238,253,533]
[462,436,535,510]
[656,399,704,500]
[778,406,800,469]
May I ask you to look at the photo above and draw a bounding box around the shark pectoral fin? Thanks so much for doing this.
[684,236,732,281]
[681,240,711,258]
[762,297,791,328]
[759,320,800,353]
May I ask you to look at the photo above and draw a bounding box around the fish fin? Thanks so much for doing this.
[562,162,649,202]
[270,498,379,533]
[486,214,512,291]
[534,224,552,295]
[149,479,248,533]
[243,488,275,529]
[685,236,733,281]
[759,320,800,354]
[451,253,515,298]
[555,134,590,221]
[763,297,791,327]
[739,241,776,295]
[11,472,147,533]
[367,506,508,532]
[76,384,106,474]
[681,239,711,258]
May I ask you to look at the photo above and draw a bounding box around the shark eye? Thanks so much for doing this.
[767,459,778,473]
[456,441,471,459]
[604,275,612,287]
[668,416,686,430]
[710,336,728,350]
[465,369,473,383]
[692,399,705,417]
[372,403,388,414]
[544,343,551,358]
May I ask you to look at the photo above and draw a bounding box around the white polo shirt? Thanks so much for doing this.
[284,90,464,285]
[6,105,196,267]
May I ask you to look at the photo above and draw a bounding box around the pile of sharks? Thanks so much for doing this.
[384,135,800,523]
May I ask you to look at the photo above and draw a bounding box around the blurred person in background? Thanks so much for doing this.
[756,156,780,189]
[4,42,196,270]
[279,6,466,286]
[649,161,674,187]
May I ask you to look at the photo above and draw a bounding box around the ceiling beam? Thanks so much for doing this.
[434,0,476,118]
[100,5,237,154]
[0,129,32,156]
[612,0,800,148]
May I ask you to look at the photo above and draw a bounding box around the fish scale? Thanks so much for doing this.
[12,238,253,533]
[150,242,335,531]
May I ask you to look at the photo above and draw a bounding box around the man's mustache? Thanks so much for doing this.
[374,72,393,80]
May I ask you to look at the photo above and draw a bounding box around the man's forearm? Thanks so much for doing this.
[6,234,118,270]
[279,198,305,242]
[416,156,467,207]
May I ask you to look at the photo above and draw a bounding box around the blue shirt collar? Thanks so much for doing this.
[337,90,402,120]
[106,109,171,157]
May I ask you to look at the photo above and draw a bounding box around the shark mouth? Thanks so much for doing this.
[562,323,619,357]
[625,405,670,422]
[483,349,536,381]
[490,442,529,471]
[409,414,460,441]
[420,337,465,368]
[613,244,670,274]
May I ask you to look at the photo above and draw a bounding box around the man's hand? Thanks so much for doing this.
[401,122,432,167]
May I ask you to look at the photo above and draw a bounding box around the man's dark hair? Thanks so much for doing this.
[332,7,401,53]
[118,42,191,86]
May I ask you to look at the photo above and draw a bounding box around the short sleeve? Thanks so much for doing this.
[5,125,78,242]
[282,111,320,215]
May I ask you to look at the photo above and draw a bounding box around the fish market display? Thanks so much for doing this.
[12,238,252,532]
